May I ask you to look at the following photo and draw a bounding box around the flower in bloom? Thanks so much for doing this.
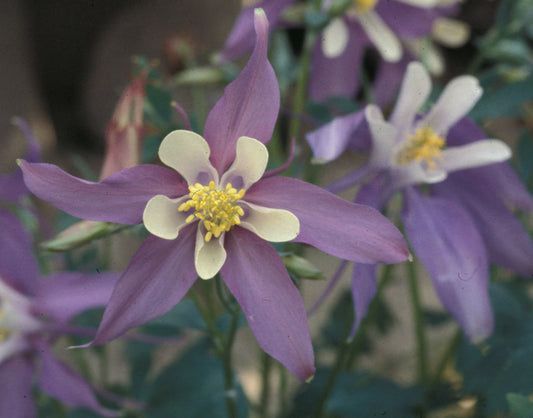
[306,62,532,343]
[19,9,408,381]
[218,0,467,105]
[0,208,120,418]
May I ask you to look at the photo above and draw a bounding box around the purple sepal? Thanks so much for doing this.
[306,110,370,163]
[433,176,533,278]
[0,355,35,418]
[0,209,39,296]
[309,22,368,102]
[90,226,198,345]
[349,263,377,338]
[402,187,493,343]
[37,343,117,417]
[221,227,315,381]
[246,176,409,264]
[19,161,186,225]
[204,10,280,173]
[378,1,437,38]
[33,272,121,323]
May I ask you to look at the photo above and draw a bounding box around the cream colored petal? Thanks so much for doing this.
[440,140,511,173]
[421,76,482,136]
[365,105,398,168]
[432,18,470,47]
[143,195,190,240]
[390,62,432,136]
[321,18,350,58]
[239,201,299,242]
[158,130,218,185]
[0,280,41,333]
[395,0,438,7]
[220,136,268,190]
[357,11,402,62]
[194,227,227,280]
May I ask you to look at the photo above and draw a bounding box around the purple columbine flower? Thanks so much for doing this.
[0,209,119,418]
[306,62,530,343]
[219,0,466,105]
[19,9,408,381]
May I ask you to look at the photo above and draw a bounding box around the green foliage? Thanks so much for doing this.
[507,393,533,418]
[146,339,248,418]
[455,282,533,416]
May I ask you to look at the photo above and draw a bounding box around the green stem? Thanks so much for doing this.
[259,352,272,418]
[432,328,462,385]
[277,362,288,418]
[407,260,429,383]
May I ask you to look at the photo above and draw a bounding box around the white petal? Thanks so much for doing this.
[194,227,227,280]
[220,136,268,190]
[143,195,190,240]
[390,62,432,136]
[0,335,28,365]
[397,0,439,9]
[365,105,398,168]
[158,130,218,185]
[440,140,512,173]
[390,163,447,190]
[405,40,444,76]
[395,0,438,7]
[432,18,470,47]
[421,76,482,135]
[321,18,350,58]
[357,11,402,62]
[239,202,299,242]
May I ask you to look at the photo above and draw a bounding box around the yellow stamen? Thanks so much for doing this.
[397,126,445,169]
[178,182,246,241]
[354,0,378,13]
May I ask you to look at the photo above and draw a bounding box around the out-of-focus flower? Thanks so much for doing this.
[0,209,120,418]
[306,62,532,343]
[20,9,409,382]
[100,75,146,180]
[218,0,467,105]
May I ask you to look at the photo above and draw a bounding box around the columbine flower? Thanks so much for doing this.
[218,0,466,104]
[310,0,467,102]
[306,62,532,343]
[0,209,119,418]
[19,9,408,381]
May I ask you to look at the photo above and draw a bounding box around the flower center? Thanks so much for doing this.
[0,310,8,342]
[397,126,445,169]
[178,181,246,242]
[354,0,377,12]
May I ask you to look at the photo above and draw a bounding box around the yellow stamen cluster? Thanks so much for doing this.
[354,0,378,12]
[178,181,246,242]
[397,126,445,169]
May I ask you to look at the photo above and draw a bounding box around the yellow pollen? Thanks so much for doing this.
[354,0,377,12]
[178,181,246,242]
[397,126,445,169]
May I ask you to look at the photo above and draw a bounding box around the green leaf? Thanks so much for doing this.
[144,84,173,130]
[470,72,533,120]
[146,339,248,418]
[455,282,533,416]
[327,372,424,418]
[507,393,533,418]
[516,130,533,186]
[142,298,206,334]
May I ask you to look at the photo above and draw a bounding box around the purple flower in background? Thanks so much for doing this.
[219,0,467,105]
[306,62,531,343]
[19,9,408,381]
[0,209,119,418]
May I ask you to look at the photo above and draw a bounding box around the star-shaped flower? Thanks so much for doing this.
[20,9,408,381]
